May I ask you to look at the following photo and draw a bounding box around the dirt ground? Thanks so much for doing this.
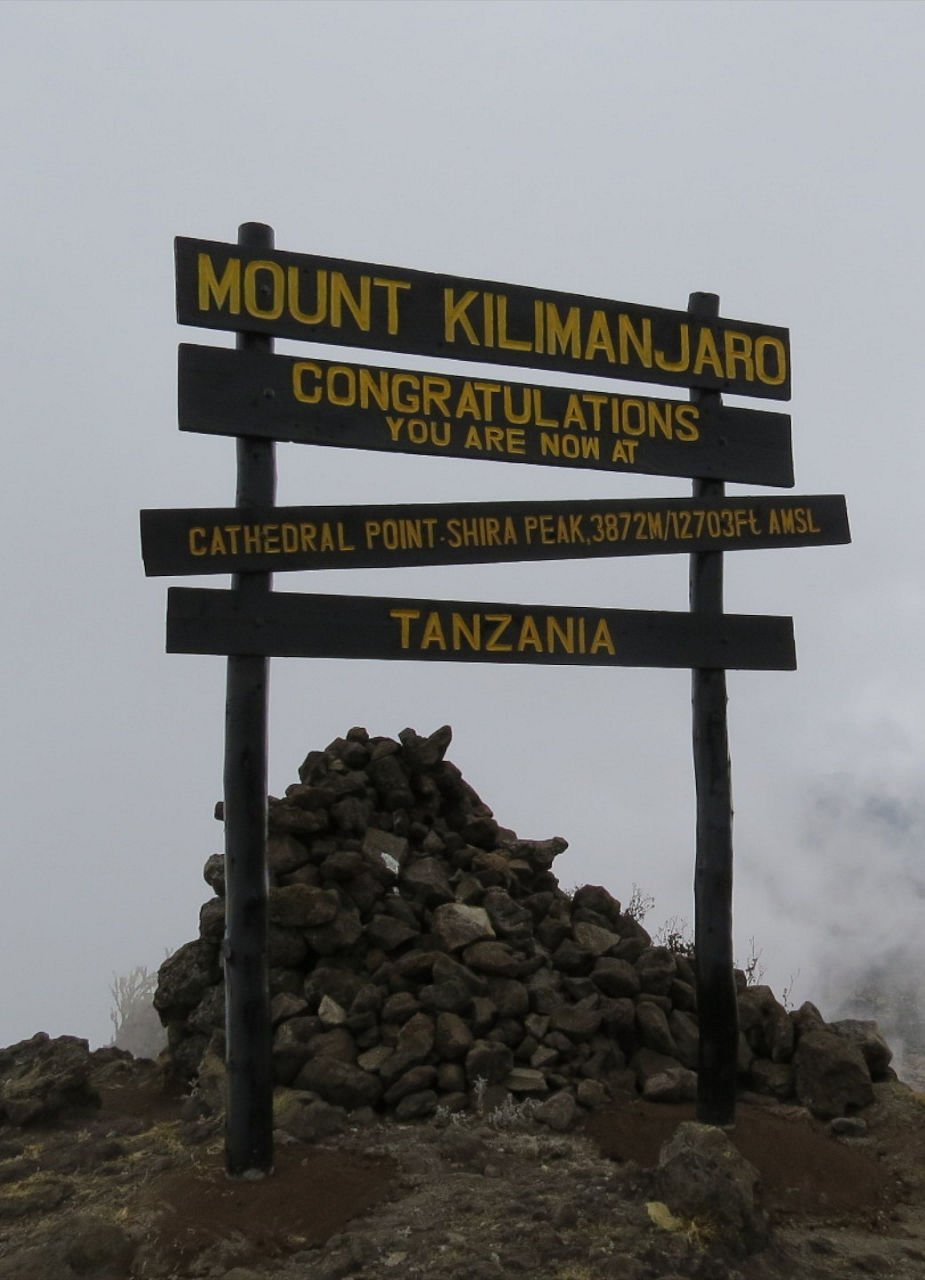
[2,1059,925,1279]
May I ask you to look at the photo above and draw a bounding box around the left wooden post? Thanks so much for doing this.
[223,221,275,1177]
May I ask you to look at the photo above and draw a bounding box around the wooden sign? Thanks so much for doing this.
[178,345,794,486]
[166,587,796,670]
[141,494,849,577]
[175,238,791,399]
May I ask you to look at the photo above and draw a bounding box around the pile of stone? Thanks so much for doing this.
[155,726,894,1126]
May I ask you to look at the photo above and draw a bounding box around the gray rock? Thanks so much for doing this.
[829,1019,893,1079]
[432,903,495,951]
[505,1067,548,1094]
[0,1034,99,1126]
[738,985,794,1063]
[364,912,419,952]
[462,941,526,977]
[642,1067,697,1103]
[573,921,621,956]
[535,1089,579,1131]
[635,947,678,996]
[654,1121,768,1256]
[155,939,220,1018]
[399,856,454,906]
[266,833,312,877]
[591,957,640,999]
[465,1039,513,1086]
[668,1009,699,1070]
[294,1059,382,1109]
[434,1011,474,1061]
[635,1001,678,1057]
[794,1028,875,1119]
[268,884,339,928]
[749,1059,795,1100]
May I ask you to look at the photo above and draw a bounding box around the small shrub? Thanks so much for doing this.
[109,965,167,1059]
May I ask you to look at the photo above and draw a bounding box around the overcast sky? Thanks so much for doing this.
[2,0,923,1049]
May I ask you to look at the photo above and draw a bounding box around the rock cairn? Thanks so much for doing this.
[155,725,894,1126]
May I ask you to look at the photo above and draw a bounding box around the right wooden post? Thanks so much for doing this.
[689,290,739,1128]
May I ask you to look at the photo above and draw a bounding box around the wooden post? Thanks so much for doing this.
[223,222,276,1176]
[689,290,739,1128]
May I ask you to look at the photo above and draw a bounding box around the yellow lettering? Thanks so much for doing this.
[292,361,322,404]
[287,266,327,324]
[198,253,240,314]
[544,302,581,357]
[754,335,787,386]
[422,375,452,417]
[358,367,390,410]
[654,323,690,372]
[532,389,557,427]
[327,366,356,407]
[485,614,513,651]
[723,331,754,382]
[189,527,207,556]
[372,277,410,335]
[618,315,653,367]
[330,272,371,330]
[451,613,481,650]
[563,395,588,430]
[209,527,228,555]
[590,619,616,655]
[584,310,616,362]
[501,384,532,424]
[262,524,281,554]
[546,615,575,654]
[244,260,285,320]
[444,289,480,344]
[674,403,700,441]
[692,328,724,377]
[391,608,420,648]
[455,382,482,420]
[517,616,543,652]
[391,373,420,414]
[496,294,532,350]
[421,612,447,649]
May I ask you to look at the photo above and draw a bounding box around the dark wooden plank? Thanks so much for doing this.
[166,587,797,671]
[141,495,850,576]
[175,238,791,399]
[177,344,794,485]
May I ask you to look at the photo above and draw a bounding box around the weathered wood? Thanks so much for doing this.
[175,237,791,398]
[223,221,275,1178]
[166,586,796,671]
[141,494,850,577]
[689,291,739,1128]
[177,344,794,485]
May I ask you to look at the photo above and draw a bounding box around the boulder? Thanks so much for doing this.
[654,1121,769,1256]
[794,1029,875,1119]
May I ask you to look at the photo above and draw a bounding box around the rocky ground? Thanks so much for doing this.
[1,1036,925,1280]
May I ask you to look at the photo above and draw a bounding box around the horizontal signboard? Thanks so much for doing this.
[176,238,791,400]
[178,345,794,486]
[142,494,849,577]
[166,587,796,670]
